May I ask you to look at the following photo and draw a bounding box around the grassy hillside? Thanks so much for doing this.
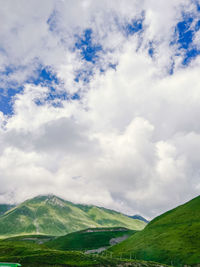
[109,195,200,266]
[0,204,15,215]
[0,195,146,237]
[46,227,136,251]
[4,234,55,244]
[0,239,170,267]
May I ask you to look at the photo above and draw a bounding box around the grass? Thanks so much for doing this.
[0,204,15,216]
[46,227,136,251]
[3,234,55,244]
[0,240,169,267]
[109,195,200,266]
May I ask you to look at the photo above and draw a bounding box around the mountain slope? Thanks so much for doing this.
[110,195,200,266]
[0,240,170,267]
[46,227,136,252]
[129,215,149,223]
[0,204,15,215]
[0,195,146,237]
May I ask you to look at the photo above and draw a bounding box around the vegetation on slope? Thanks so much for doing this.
[4,234,55,244]
[0,239,170,267]
[0,195,146,237]
[46,227,136,251]
[0,204,15,215]
[129,215,149,223]
[109,195,200,266]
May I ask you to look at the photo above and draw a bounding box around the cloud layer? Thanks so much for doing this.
[0,0,200,218]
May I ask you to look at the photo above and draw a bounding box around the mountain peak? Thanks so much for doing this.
[0,195,146,237]
[25,194,72,209]
[45,195,66,207]
[28,194,65,203]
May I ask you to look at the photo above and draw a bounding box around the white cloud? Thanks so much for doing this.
[0,0,200,219]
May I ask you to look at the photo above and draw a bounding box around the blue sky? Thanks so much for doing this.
[0,0,200,218]
[1,4,200,115]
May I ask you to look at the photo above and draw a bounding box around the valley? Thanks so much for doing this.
[0,195,199,266]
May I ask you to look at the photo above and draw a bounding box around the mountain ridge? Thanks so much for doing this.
[129,215,149,223]
[0,204,15,216]
[0,194,146,237]
[109,195,200,266]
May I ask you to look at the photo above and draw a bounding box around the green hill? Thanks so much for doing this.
[46,227,136,252]
[109,195,200,266]
[0,239,170,267]
[0,195,146,237]
[4,234,55,244]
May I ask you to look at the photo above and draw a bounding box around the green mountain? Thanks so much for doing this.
[46,227,136,252]
[109,195,200,266]
[0,204,15,215]
[0,195,146,237]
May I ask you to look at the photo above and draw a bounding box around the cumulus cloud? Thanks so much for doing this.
[0,0,200,218]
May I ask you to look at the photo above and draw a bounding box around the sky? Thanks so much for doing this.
[0,0,200,219]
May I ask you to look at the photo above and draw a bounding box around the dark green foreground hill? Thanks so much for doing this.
[0,195,146,237]
[110,195,200,266]
[0,239,170,267]
[46,227,135,252]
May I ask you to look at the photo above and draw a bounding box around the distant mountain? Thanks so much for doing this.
[110,195,200,266]
[0,204,15,215]
[0,195,146,237]
[128,215,149,223]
